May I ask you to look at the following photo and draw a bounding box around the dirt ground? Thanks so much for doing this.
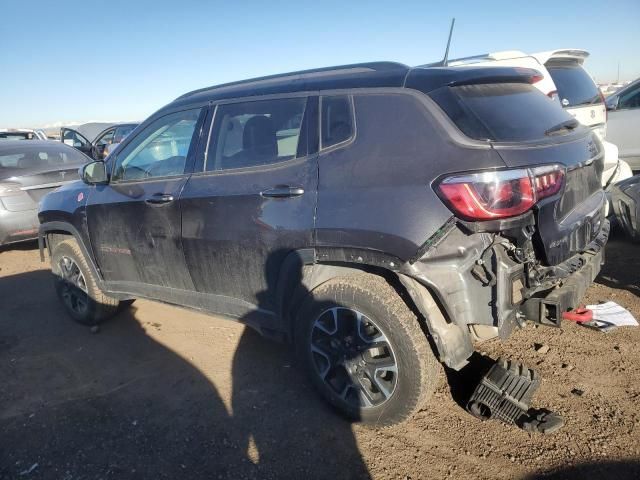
[1,235,639,480]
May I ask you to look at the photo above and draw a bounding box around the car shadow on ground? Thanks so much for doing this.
[525,459,640,479]
[0,267,370,479]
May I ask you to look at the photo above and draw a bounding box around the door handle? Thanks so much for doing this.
[145,193,175,205]
[260,186,305,198]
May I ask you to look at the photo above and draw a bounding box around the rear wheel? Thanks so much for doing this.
[51,238,129,325]
[295,274,441,426]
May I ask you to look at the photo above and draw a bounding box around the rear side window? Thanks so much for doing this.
[207,97,307,171]
[429,83,574,142]
[321,95,354,149]
[546,63,601,107]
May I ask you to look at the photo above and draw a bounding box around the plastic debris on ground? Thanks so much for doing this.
[582,301,639,333]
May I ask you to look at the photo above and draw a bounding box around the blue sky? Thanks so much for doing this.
[2,0,639,127]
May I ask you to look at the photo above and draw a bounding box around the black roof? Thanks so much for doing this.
[167,62,541,110]
[171,62,408,108]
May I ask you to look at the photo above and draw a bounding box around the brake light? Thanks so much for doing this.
[530,74,544,84]
[599,91,607,121]
[437,165,565,221]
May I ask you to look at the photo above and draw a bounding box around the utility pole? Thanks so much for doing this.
[617,61,620,84]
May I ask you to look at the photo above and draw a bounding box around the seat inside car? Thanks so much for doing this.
[17,152,40,169]
[228,115,277,168]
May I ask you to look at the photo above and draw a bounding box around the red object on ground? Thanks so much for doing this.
[562,307,593,323]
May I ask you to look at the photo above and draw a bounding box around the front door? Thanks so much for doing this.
[86,107,206,293]
[180,96,318,315]
[61,128,92,157]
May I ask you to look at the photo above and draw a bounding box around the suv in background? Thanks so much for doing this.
[39,62,608,426]
[605,77,640,172]
[442,49,633,194]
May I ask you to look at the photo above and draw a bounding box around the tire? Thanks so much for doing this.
[50,238,125,325]
[294,273,441,426]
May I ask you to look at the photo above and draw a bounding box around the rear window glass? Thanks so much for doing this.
[321,95,354,148]
[0,146,88,169]
[546,64,601,107]
[429,83,574,142]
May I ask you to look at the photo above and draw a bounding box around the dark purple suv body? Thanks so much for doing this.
[38,62,607,425]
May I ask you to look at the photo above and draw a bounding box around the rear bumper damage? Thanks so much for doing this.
[400,213,608,370]
[0,207,39,246]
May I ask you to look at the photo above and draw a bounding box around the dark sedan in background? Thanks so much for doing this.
[0,141,90,246]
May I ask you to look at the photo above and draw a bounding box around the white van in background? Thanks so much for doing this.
[442,49,633,195]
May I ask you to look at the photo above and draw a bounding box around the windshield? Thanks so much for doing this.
[546,63,601,107]
[429,82,575,142]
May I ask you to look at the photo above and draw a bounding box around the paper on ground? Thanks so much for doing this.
[585,301,639,327]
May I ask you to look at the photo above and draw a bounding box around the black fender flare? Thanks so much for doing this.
[39,221,104,287]
[275,247,473,370]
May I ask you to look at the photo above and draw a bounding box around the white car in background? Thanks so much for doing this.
[442,49,633,193]
[605,77,640,172]
[0,128,48,141]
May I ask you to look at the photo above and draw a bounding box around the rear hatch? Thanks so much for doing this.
[407,69,605,266]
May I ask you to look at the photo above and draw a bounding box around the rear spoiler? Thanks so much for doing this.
[404,66,543,94]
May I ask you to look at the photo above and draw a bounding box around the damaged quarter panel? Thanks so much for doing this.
[315,91,508,260]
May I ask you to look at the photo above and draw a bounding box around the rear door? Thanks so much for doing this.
[180,95,318,316]
[86,107,206,292]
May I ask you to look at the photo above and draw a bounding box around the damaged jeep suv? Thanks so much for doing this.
[39,62,608,426]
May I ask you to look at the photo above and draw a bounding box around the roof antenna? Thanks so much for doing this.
[441,18,456,67]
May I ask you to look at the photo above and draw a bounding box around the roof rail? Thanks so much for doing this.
[177,61,409,100]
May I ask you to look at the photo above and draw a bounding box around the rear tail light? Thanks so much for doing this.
[437,165,565,221]
[530,73,544,84]
[547,90,559,102]
[599,91,607,121]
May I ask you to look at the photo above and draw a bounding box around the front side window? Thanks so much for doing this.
[207,97,307,171]
[95,129,115,147]
[62,129,89,148]
[113,109,202,181]
[321,95,354,149]
[114,125,137,143]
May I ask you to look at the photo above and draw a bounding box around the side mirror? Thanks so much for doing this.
[81,161,108,185]
[606,96,619,111]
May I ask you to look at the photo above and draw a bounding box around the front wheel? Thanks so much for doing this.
[51,238,129,325]
[295,274,441,426]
